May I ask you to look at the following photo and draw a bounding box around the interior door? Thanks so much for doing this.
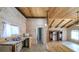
[37,27,43,44]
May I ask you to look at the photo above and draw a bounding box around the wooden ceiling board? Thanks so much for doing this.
[18,7,32,17]
[48,8,78,28]
[48,7,70,19]
[18,7,49,17]
[59,8,77,28]
[64,20,76,28]
[66,21,76,28]
[48,8,64,25]
[55,8,74,19]
[55,19,64,28]
[61,8,76,19]
[49,19,55,28]
[61,20,72,28]
[48,7,58,18]
[31,8,46,17]
[48,8,71,27]
[51,19,62,27]
[17,7,79,28]
[58,19,71,27]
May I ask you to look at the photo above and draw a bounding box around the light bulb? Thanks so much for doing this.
[45,24,47,26]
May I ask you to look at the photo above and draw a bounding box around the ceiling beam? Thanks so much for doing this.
[61,20,72,28]
[49,9,73,26]
[66,21,78,28]
[49,19,55,28]
[55,20,64,28]
[48,8,74,27]
[48,8,66,27]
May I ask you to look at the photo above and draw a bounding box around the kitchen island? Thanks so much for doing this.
[0,37,30,52]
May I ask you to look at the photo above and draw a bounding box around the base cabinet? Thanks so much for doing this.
[0,42,23,52]
[16,42,23,52]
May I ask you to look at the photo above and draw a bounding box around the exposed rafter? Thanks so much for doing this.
[48,8,70,28]
[55,20,64,28]
[66,21,77,28]
[61,20,72,28]
[49,19,55,28]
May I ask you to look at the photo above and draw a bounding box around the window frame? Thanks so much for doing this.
[1,23,20,38]
[71,30,79,40]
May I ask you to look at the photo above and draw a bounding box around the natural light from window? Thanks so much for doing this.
[1,23,19,38]
[71,30,79,40]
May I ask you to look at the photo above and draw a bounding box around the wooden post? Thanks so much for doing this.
[12,45,16,52]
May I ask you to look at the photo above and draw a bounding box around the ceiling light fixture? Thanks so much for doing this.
[45,23,47,27]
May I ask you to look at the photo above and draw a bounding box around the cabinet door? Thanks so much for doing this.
[0,46,11,52]
[16,42,22,52]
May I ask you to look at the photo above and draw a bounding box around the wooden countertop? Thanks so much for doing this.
[0,37,30,46]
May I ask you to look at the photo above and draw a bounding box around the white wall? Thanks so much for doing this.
[0,7,27,52]
[0,7,27,36]
[26,18,47,44]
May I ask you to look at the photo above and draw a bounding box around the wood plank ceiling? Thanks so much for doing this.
[17,7,49,18]
[17,7,79,28]
[48,7,78,28]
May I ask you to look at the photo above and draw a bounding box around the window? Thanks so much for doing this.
[1,23,19,38]
[71,30,79,40]
[11,25,19,35]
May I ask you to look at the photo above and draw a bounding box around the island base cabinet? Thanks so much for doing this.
[0,42,23,52]
[15,42,23,52]
[0,46,12,52]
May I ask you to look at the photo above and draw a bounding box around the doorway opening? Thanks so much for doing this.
[37,27,43,44]
[49,31,63,41]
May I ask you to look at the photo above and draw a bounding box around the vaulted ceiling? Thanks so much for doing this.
[16,7,79,28]
[48,7,78,28]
